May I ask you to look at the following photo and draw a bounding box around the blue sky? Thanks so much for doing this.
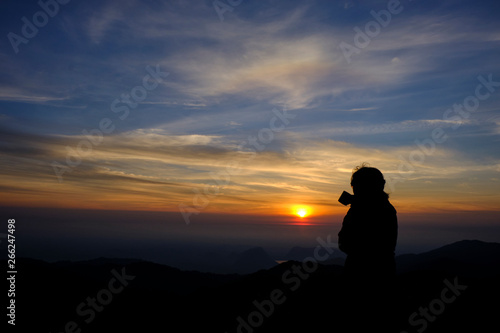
[2,0,499,136]
[0,0,499,257]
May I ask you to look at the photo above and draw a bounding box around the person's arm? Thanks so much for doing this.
[378,206,398,254]
[338,210,353,254]
[390,212,398,254]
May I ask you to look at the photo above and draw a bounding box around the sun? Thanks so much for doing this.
[297,209,308,218]
[292,205,311,218]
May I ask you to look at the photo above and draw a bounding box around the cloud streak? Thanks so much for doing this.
[1,122,498,215]
[0,0,499,220]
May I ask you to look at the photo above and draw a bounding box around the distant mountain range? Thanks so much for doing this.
[6,239,499,332]
[112,245,279,274]
[140,239,499,275]
[283,245,347,266]
[396,239,500,277]
[229,246,278,274]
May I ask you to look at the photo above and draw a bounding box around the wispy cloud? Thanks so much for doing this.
[1,123,498,214]
[0,0,499,217]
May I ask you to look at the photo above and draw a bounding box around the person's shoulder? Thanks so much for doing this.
[385,200,397,215]
[375,197,395,212]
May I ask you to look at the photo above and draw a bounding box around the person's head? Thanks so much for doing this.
[350,164,387,198]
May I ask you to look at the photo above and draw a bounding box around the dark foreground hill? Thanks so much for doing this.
[6,240,499,332]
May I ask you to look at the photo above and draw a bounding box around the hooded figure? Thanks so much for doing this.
[338,165,397,276]
[337,165,398,332]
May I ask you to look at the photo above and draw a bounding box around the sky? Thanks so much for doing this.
[0,0,499,259]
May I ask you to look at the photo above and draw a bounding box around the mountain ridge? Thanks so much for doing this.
[6,239,499,332]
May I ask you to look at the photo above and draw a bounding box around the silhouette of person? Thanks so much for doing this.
[337,164,398,332]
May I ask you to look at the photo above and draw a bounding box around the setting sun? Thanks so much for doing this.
[292,205,311,218]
